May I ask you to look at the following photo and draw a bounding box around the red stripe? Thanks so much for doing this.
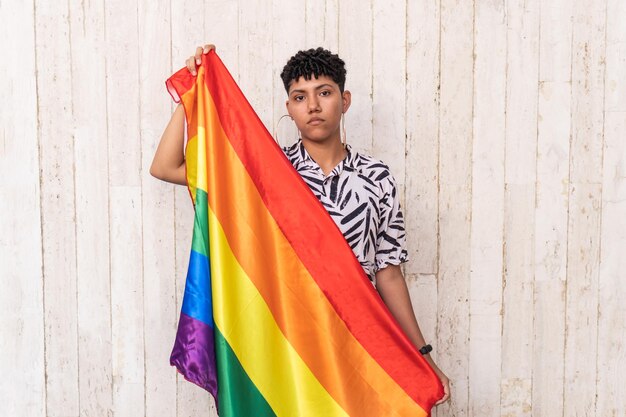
[194,51,443,409]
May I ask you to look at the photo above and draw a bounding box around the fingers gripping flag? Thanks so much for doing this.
[167,50,444,417]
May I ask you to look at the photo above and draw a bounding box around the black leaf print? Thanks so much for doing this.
[341,202,368,225]
[329,176,339,202]
[284,140,408,279]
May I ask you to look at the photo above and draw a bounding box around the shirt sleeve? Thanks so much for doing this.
[374,173,409,272]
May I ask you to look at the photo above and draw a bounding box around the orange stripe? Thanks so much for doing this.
[200,51,443,410]
[200,86,428,417]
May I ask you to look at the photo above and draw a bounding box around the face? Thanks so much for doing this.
[285,75,351,145]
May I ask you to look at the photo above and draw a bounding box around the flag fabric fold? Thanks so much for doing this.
[167,50,444,417]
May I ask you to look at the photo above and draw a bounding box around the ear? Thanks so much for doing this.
[285,99,292,116]
[341,90,352,113]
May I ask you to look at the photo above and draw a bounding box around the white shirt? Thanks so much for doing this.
[283,140,409,281]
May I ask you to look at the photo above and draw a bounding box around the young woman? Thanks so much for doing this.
[151,44,450,405]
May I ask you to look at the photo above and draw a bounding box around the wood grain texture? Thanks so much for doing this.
[69,0,114,414]
[438,0,474,415]
[105,0,145,414]
[501,1,539,415]
[532,0,573,413]
[4,2,626,416]
[597,112,626,417]
[532,81,569,417]
[563,1,607,415]
[338,0,373,155]
[470,1,506,415]
[597,2,626,416]
[139,0,178,416]
[272,0,305,149]
[0,1,45,415]
[239,0,273,129]
[34,0,79,414]
[109,186,145,417]
[404,0,440,276]
[372,0,406,191]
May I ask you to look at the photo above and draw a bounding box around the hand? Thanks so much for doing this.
[433,367,450,406]
[185,44,216,76]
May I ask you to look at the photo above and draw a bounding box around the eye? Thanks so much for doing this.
[320,90,331,97]
[293,95,305,102]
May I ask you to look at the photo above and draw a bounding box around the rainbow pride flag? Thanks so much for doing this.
[167,50,444,416]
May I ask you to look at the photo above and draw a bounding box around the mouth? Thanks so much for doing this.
[307,117,324,125]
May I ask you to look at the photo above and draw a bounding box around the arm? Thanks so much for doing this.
[375,264,450,405]
[150,44,216,185]
[150,103,187,185]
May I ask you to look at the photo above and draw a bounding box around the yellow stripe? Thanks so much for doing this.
[208,207,350,417]
[185,128,208,201]
[184,66,209,200]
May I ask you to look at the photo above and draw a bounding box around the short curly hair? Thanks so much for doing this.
[280,47,347,93]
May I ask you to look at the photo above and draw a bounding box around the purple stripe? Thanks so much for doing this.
[170,312,218,400]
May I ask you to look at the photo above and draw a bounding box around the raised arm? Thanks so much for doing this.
[150,103,187,185]
[150,44,216,185]
[375,264,450,405]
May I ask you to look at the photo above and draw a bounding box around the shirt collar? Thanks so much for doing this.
[294,139,358,172]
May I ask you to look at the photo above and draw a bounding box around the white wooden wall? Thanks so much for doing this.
[1,0,624,416]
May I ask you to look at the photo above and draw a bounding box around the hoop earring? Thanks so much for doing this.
[273,114,299,147]
[341,113,347,149]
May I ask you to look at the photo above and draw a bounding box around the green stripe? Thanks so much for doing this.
[191,189,209,257]
[216,328,277,417]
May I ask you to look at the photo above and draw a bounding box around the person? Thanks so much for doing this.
[151,44,450,405]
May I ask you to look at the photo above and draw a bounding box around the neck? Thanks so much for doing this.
[301,136,346,176]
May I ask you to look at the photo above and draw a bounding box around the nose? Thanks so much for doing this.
[308,95,321,112]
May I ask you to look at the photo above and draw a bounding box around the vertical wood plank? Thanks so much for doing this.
[604,0,626,114]
[407,272,438,377]
[539,0,573,82]
[273,1,305,141]
[469,1,506,415]
[338,0,373,155]
[404,6,440,401]
[3,3,624,417]
[0,1,45,415]
[305,0,325,48]
[109,186,145,417]
[372,0,406,189]
[205,1,239,77]
[68,0,114,414]
[238,0,273,129]
[501,1,539,415]
[533,1,573,414]
[170,1,213,414]
[171,0,203,77]
[597,1,626,415]
[597,115,626,417]
[324,0,339,52]
[139,0,178,416]
[405,0,440,276]
[564,183,602,415]
[34,0,79,414]
[105,0,145,414]
[302,0,339,52]
[272,0,305,149]
[303,0,339,50]
[532,81,570,417]
[501,185,535,417]
[438,0,474,415]
[409,272,440,417]
[106,1,142,188]
[569,0,606,186]
[564,1,607,415]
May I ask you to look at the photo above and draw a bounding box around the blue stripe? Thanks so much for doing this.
[181,249,213,326]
